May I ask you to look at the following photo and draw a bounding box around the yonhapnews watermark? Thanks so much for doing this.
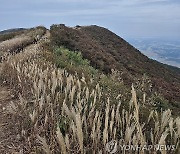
[106,140,176,153]
[105,140,118,153]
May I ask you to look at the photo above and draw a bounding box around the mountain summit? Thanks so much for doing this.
[50,24,180,103]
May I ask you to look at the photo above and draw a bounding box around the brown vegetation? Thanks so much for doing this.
[0,25,180,153]
[0,39,179,153]
[0,29,26,43]
[0,26,46,59]
[50,24,180,103]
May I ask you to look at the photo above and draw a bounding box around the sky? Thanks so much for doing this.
[0,0,180,39]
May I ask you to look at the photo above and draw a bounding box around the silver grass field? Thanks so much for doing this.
[0,33,179,154]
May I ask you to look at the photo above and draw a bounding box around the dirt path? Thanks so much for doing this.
[0,86,21,153]
[0,30,50,153]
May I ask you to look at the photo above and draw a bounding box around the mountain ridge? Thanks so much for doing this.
[0,28,26,35]
[0,25,180,153]
[50,24,180,103]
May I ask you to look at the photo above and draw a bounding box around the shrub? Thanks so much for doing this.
[54,47,90,66]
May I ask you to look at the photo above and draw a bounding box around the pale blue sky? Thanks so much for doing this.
[1,0,180,39]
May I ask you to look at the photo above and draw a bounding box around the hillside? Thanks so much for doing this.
[0,28,28,43]
[0,28,26,35]
[50,24,180,104]
[0,25,180,153]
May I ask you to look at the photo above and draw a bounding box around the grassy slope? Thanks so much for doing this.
[50,24,180,105]
[0,38,179,153]
[0,28,179,153]
[0,29,27,42]
[0,26,46,58]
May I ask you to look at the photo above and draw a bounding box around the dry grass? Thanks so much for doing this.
[1,47,179,154]
[0,33,179,153]
[0,27,46,61]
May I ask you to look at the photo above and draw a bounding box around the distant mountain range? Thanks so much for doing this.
[128,38,180,68]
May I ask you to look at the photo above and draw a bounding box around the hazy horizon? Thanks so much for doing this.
[1,0,180,40]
